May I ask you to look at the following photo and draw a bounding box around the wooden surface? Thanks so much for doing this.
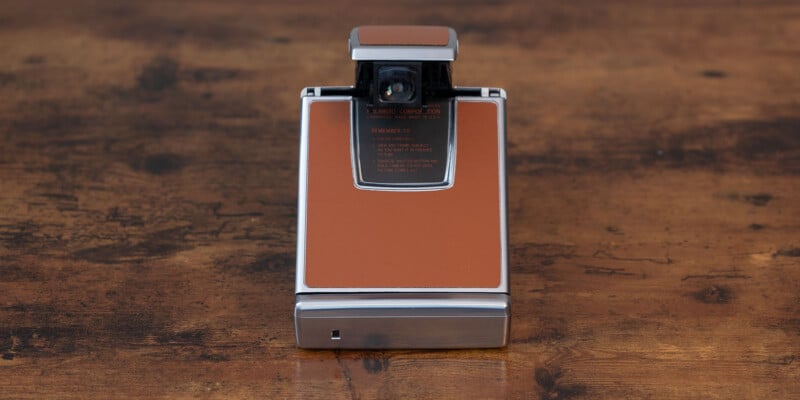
[1,1,799,398]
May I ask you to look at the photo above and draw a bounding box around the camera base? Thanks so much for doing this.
[294,293,509,349]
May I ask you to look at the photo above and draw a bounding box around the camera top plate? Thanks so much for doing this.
[349,26,458,61]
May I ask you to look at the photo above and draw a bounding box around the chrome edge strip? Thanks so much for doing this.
[296,90,354,295]
[349,28,458,61]
[454,90,508,295]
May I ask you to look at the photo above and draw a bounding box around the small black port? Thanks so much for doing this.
[331,330,341,340]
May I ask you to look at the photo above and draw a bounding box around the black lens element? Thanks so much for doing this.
[377,66,417,104]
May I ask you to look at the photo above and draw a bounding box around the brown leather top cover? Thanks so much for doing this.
[357,25,450,46]
[304,100,502,288]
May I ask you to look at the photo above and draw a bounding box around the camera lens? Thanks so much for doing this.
[377,66,417,104]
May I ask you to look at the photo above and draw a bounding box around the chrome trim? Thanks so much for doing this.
[295,293,509,349]
[454,91,508,297]
[296,91,354,295]
[349,27,458,61]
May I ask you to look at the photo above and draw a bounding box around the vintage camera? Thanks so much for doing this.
[295,26,508,349]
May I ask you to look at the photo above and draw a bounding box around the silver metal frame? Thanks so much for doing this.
[349,27,459,61]
[295,87,508,348]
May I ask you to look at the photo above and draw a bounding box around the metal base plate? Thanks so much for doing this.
[295,293,509,349]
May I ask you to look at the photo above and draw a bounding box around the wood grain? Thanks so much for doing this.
[1,0,798,398]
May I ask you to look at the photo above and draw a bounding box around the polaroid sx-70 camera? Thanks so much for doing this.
[294,26,508,349]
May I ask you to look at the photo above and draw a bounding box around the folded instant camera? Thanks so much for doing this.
[295,26,508,349]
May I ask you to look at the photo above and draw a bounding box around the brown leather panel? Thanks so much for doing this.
[304,100,502,288]
[357,26,449,46]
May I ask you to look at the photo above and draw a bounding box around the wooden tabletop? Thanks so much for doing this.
[1,1,799,398]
